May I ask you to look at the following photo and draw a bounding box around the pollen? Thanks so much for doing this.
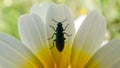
[80,8,88,15]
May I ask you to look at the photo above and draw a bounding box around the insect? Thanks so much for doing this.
[48,18,71,52]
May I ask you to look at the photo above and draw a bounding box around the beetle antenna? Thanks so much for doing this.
[52,18,67,23]
[52,19,58,23]
[61,18,67,23]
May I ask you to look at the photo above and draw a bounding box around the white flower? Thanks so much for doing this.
[0,3,120,68]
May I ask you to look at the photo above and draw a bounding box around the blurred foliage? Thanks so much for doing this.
[0,0,33,39]
[0,0,120,40]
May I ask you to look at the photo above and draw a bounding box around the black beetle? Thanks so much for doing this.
[48,18,71,52]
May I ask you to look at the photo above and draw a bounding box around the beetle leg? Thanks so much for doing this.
[50,39,56,49]
[64,32,72,37]
[49,25,56,31]
[48,33,56,40]
[64,24,69,31]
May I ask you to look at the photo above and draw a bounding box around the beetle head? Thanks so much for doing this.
[57,23,62,27]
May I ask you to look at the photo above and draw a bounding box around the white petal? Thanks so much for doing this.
[0,33,44,68]
[85,39,120,68]
[74,15,86,33]
[71,11,106,67]
[111,61,120,68]
[31,2,50,23]
[18,14,54,67]
[46,3,75,67]
[18,14,47,50]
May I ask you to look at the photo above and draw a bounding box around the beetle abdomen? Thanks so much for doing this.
[56,39,64,52]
